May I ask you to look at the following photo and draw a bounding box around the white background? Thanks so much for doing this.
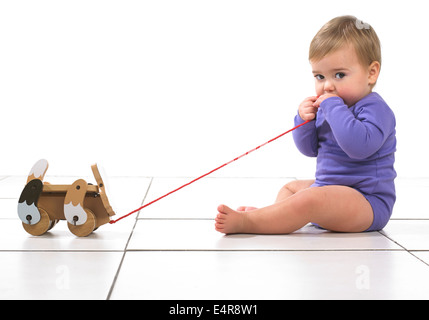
[1,0,428,178]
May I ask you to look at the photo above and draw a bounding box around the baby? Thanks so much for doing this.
[215,15,396,234]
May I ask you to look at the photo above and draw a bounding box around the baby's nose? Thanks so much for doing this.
[323,80,335,93]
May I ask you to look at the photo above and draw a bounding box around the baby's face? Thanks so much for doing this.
[310,44,379,107]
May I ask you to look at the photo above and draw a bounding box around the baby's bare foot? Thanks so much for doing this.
[237,206,258,212]
[215,204,248,234]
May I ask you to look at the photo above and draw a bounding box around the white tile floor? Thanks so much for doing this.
[1,176,429,300]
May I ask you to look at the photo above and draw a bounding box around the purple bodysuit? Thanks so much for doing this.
[293,92,396,231]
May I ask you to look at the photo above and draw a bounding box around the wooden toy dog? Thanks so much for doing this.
[17,159,115,237]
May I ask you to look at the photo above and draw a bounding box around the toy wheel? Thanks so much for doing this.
[48,219,59,231]
[67,209,96,237]
[22,207,52,236]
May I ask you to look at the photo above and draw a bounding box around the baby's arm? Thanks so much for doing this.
[319,96,395,159]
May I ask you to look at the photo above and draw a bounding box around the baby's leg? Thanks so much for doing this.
[215,185,373,234]
[275,179,315,202]
[235,180,315,212]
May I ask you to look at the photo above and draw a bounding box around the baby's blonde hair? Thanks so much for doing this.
[309,15,381,68]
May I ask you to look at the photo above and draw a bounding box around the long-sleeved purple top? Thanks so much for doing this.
[293,92,396,211]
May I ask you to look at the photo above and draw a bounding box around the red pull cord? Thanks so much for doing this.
[110,120,311,224]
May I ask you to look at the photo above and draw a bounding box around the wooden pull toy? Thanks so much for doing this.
[17,159,115,237]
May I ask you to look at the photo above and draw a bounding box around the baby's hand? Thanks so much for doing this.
[298,96,319,121]
[313,93,339,108]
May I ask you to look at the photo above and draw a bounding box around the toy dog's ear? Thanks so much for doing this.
[18,179,43,225]
[17,159,48,225]
[27,159,49,183]
[64,179,97,237]
[64,179,88,226]
[91,164,115,217]
[17,159,54,235]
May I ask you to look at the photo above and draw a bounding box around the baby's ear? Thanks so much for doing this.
[368,61,381,86]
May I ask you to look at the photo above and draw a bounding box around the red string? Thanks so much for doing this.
[109,120,310,224]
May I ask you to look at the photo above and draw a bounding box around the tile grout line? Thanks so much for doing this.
[378,230,408,251]
[106,177,154,300]
[408,251,429,268]
[378,230,429,267]
[123,248,406,252]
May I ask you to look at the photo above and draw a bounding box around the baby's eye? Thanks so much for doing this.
[335,72,346,79]
[314,74,324,80]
